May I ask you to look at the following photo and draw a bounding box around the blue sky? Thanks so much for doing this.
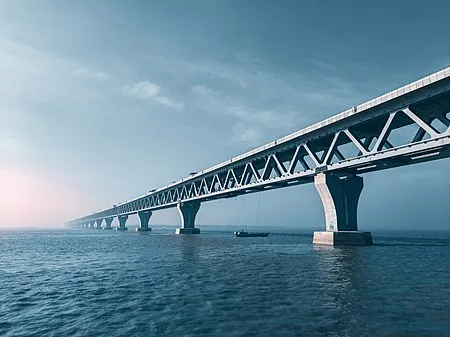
[1,0,449,229]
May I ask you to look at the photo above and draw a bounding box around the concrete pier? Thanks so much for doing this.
[137,211,152,232]
[176,202,200,234]
[116,215,128,231]
[89,221,95,229]
[313,231,373,246]
[104,217,114,230]
[313,173,373,246]
[95,218,103,229]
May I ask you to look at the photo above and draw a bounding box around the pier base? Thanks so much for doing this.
[115,227,128,231]
[313,231,373,246]
[175,228,200,235]
[136,227,152,232]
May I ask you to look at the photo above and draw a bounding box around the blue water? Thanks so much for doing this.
[0,229,449,337]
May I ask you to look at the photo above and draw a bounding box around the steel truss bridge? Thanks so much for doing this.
[66,68,450,245]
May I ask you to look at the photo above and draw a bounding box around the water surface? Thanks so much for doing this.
[0,229,449,336]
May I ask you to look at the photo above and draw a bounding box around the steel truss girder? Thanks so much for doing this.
[68,83,450,224]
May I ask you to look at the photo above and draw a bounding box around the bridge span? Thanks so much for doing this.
[66,67,450,245]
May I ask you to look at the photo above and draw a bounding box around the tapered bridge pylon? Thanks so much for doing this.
[313,173,373,246]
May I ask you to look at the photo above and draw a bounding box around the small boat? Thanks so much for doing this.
[234,230,269,237]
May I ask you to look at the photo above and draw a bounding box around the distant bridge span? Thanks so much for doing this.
[66,68,450,245]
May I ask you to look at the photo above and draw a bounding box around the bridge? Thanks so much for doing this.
[65,67,450,245]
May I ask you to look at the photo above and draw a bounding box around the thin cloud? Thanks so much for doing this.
[154,95,184,110]
[187,54,373,147]
[124,81,160,99]
[73,68,110,81]
[190,83,303,147]
[123,81,184,110]
[308,59,339,73]
[190,84,295,128]
[191,84,214,97]
[0,37,115,109]
[230,123,262,147]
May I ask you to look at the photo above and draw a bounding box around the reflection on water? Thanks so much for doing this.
[177,234,201,260]
[313,246,372,335]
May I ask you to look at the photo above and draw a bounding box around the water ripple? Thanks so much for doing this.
[0,229,449,336]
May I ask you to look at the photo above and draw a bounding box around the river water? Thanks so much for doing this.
[0,228,449,336]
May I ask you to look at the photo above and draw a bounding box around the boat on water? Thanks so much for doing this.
[234,230,269,237]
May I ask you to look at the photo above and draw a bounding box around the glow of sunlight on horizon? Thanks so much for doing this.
[0,169,81,227]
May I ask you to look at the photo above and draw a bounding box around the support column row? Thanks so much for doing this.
[78,202,202,234]
[73,172,374,245]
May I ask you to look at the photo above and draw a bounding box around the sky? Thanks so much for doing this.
[1,0,450,230]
